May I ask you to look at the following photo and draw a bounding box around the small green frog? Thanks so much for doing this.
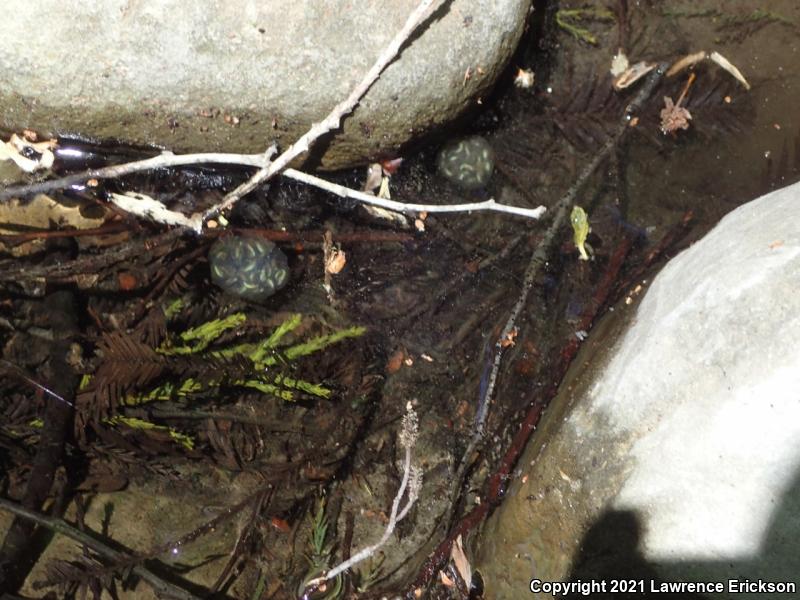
[570,205,592,261]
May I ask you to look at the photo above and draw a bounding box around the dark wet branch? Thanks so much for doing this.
[0,497,202,600]
[409,62,671,598]
[0,290,78,592]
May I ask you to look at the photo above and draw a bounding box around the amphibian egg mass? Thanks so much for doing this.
[208,235,289,301]
[436,135,495,190]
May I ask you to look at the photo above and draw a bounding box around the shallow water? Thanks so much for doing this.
[1,1,799,598]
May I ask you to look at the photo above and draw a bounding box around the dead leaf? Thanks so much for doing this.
[0,193,106,234]
[609,49,629,77]
[500,327,518,348]
[380,157,403,175]
[0,134,56,172]
[325,248,346,275]
[667,51,707,77]
[322,230,346,276]
[363,163,383,193]
[709,51,751,90]
[613,61,655,90]
[514,67,535,88]
[377,176,391,199]
[386,348,406,374]
[109,191,197,228]
[362,204,408,226]
[450,534,472,587]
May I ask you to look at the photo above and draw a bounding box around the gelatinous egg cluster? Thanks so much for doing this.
[208,235,289,301]
[436,135,495,190]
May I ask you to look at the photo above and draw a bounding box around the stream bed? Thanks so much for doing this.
[1,1,799,598]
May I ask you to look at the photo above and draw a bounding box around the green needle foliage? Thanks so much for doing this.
[165,313,247,355]
[299,498,344,600]
[135,311,365,404]
[80,308,365,449]
[555,7,614,45]
[106,415,195,450]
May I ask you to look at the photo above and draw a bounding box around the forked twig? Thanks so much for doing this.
[0,1,548,230]
[201,0,444,223]
[285,168,546,220]
[0,152,545,230]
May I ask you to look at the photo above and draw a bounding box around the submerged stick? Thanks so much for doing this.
[0,291,78,591]
[468,61,670,458]
[0,497,201,600]
[429,61,671,593]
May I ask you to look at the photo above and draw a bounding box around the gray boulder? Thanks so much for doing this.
[0,0,530,169]
[476,182,800,599]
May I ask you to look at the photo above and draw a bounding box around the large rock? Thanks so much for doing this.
[0,0,530,170]
[476,183,800,598]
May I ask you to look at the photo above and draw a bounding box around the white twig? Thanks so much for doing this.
[1,145,545,227]
[202,0,443,222]
[0,148,275,202]
[302,402,422,595]
[285,168,547,220]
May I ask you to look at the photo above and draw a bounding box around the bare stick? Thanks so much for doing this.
[0,149,274,202]
[202,0,443,223]
[1,150,544,230]
[285,168,546,220]
[0,0,541,230]
[0,497,201,600]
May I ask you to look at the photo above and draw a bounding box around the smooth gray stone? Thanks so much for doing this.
[477,181,800,599]
[0,0,530,169]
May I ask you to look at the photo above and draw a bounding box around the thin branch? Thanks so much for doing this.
[0,497,202,600]
[285,168,546,220]
[1,149,544,232]
[143,408,301,431]
[450,61,670,522]
[0,229,181,282]
[401,65,672,597]
[0,0,539,232]
[0,150,273,202]
[201,0,444,222]
[210,488,271,593]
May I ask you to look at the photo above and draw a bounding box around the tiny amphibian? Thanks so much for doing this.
[570,205,592,261]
